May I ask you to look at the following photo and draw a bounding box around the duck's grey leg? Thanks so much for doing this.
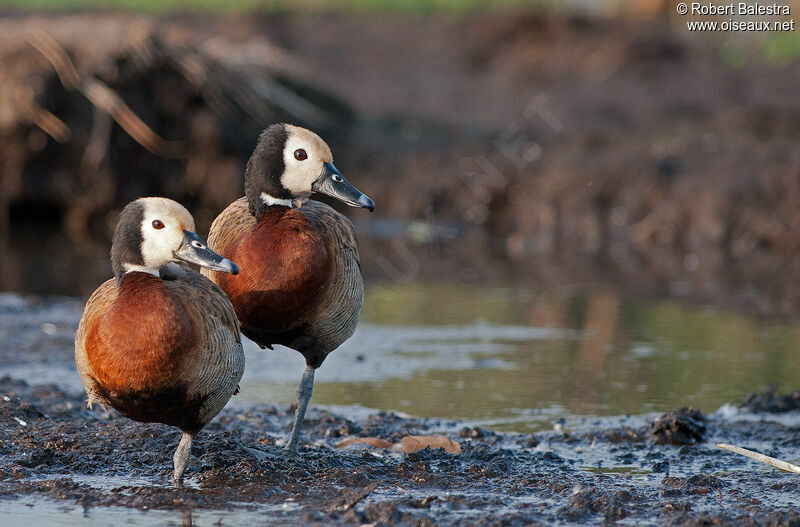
[173,431,194,488]
[284,365,315,452]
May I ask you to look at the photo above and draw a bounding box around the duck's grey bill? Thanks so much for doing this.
[175,230,239,275]
[312,162,375,212]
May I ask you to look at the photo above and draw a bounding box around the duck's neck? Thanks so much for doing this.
[117,271,168,296]
[259,192,293,208]
[245,184,293,217]
[119,264,160,281]
[248,192,294,220]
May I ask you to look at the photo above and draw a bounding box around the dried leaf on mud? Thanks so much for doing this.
[336,437,394,449]
[336,434,462,454]
[392,435,462,454]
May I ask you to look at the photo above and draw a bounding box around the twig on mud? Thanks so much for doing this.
[81,79,187,158]
[716,443,800,474]
[3,69,71,143]
[327,482,379,513]
[28,28,188,158]
[29,104,71,143]
[28,27,80,89]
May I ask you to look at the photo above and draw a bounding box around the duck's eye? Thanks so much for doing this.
[152,220,165,230]
[332,174,343,183]
[294,149,307,161]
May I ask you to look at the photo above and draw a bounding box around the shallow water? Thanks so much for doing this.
[3,283,800,433]
[3,285,800,525]
[238,283,800,432]
[0,496,300,526]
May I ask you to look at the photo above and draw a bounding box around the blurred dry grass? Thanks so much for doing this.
[0,14,350,293]
[1,8,800,317]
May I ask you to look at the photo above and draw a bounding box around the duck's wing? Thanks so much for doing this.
[296,199,364,364]
[202,197,256,285]
[168,267,241,341]
[301,199,361,263]
[74,278,118,408]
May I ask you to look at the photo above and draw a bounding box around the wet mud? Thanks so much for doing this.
[741,386,800,414]
[2,379,800,524]
[3,295,800,525]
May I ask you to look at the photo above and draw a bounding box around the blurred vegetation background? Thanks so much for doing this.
[1,0,800,319]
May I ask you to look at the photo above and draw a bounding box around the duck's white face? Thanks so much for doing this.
[246,123,375,213]
[278,125,334,199]
[113,197,237,280]
[136,197,195,271]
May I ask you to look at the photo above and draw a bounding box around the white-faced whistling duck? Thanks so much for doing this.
[74,197,244,487]
[202,124,374,452]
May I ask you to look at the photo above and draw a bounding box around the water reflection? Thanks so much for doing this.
[0,497,289,526]
[2,282,796,434]
[238,283,800,432]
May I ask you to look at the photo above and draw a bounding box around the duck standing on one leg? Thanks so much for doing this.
[202,123,374,452]
[74,197,244,488]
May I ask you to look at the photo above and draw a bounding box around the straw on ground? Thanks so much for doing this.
[717,443,800,474]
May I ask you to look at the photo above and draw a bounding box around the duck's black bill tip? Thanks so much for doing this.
[175,231,239,275]
[312,163,375,213]
[358,194,376,212]
[202,257,239,275]
[227,260,240,275]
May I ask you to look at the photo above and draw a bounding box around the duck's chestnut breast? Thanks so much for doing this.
[218,207,332,333]
[85,273,197,394]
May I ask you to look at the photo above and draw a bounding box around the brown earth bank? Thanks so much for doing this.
[1,11,800,317]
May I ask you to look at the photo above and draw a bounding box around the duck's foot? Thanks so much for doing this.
[283,365,315,453]
[173,431,194,489]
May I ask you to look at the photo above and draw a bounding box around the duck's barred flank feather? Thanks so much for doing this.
[202,197,363,368]
[75,267,244,432]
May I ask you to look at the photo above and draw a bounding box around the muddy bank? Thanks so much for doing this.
[2,376,800,526]
[2,11,800,317]
[2,296,800,525]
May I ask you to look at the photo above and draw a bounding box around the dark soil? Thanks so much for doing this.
[2,293,800,525]
[649,407,706,446]
[3,376,800,526]
[740,385,800,414]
